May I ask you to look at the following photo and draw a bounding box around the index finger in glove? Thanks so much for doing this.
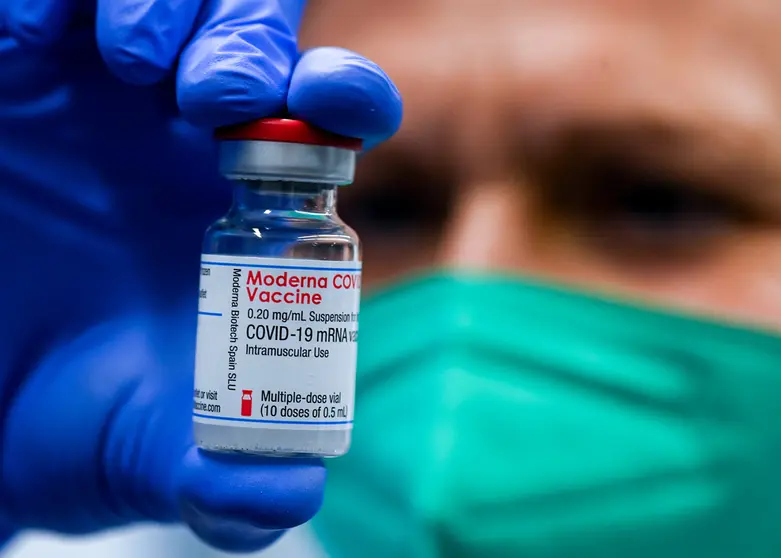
[2,0,205,57]
[1,0,304,103]
[95,0,205,85]
[97,0,304,88]
[177,0,306,127]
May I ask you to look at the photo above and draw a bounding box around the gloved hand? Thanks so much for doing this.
[0,0,402,552]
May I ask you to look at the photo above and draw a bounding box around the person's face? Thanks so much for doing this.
[301,0,781,330]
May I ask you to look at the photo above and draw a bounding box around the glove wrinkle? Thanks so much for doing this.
[105,382,190,525]
[97,374,149,525]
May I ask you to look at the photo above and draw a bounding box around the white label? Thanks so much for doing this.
[193,255,361,430]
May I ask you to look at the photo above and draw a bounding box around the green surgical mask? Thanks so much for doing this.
[313,273,781,558]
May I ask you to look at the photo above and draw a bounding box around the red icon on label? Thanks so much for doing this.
[241,390,253,417]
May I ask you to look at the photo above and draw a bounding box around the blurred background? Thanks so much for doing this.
[9,0,781,555]
[3,525,316,557]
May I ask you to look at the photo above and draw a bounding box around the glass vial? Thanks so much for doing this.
[193,119,363,458]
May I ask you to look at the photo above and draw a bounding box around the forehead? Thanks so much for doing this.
[303,0,780,35]
[302,0,781,194]
[302,0,781,65]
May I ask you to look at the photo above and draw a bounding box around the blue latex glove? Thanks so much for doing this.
[0,0,402,552]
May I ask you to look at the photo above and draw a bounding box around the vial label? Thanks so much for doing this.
[193,255,361,430]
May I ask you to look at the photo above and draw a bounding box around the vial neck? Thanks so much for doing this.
[231,180,337,216]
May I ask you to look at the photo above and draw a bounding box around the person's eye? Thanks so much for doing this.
[339,170,452,237]
[543,159,756,266]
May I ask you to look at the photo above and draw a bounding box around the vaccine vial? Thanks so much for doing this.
[193,119,363,458]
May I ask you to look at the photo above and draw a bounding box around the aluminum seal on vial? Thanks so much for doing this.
[215,118,363,184]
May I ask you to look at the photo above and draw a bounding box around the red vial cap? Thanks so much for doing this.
[215,118,363,151]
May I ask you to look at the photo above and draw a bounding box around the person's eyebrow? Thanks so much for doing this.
[514,113,781,218]
[353,133,460,195]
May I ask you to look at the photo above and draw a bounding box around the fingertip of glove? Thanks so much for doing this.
[289,47,404,146]
[182,504,286,553]
[178,447,326,547]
